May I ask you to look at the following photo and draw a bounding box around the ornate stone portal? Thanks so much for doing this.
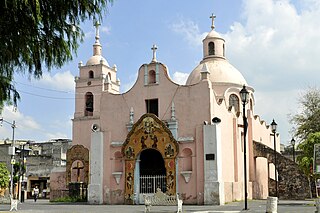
[122,113,179,204]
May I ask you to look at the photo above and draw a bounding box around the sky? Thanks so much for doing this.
[1,0,320,145]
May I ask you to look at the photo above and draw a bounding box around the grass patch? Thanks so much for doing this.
[51,196,86,202]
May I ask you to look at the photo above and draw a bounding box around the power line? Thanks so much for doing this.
[14,81,74,94]
[18,91,75,100]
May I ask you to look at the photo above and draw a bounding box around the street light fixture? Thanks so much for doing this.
[270,119,278,198]
[240,85,249,210]
[291,138,296,163]
[0,118,16,198]
[20,141,30,203]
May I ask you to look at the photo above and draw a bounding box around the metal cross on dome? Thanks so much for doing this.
[210,13,216,30]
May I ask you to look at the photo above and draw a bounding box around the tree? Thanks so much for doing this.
[0,75,20,110]
[290,87,320,197]
[0,0,113,108]
[13,162,25,184]
[290,87,320,141]
[296,132,320,197]
[0,163,10,190]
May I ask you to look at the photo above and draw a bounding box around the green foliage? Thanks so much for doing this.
[290,87,320,141]
[297,132,320,177]
[13,162,21,176]
[0,75,20,110]
[12,162,26,183]
[0,163,10,189]
[0,0,113,108]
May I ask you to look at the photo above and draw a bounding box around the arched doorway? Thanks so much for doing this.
[139,149,166,195]
[140,149,165,175]
[122,114,179,204]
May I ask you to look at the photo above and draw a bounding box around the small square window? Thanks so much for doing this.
[145,99,158,116]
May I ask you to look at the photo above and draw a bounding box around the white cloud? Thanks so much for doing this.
[85,24,111,39]
[121,72,138,93]
[101,25,111,34]
[170,17,207,47]
[38,71,75,92]
[85,31,95,39]
[44,132,69,140]
[169,0,320,144]
[0,106,72,141]
[0,106,41,140]
[225,0,320,87]
[172,72,189,85]
[223,0,320,144]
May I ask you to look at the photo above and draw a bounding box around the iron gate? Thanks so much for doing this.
[140,175,166,193]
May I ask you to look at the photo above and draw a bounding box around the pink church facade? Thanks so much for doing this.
[72,18,280,205]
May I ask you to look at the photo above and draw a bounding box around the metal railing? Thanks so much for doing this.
[140,175,166,194]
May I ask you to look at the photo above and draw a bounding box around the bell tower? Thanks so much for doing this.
[74,21,120,119]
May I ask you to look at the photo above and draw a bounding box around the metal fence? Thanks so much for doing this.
[140,175,166,194]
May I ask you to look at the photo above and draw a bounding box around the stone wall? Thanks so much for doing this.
[49,168,68,201]
[254,141,310,199]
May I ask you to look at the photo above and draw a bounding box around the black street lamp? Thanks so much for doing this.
[240,85,249,210]
[291,138,296,163]
[20,141,30,203]
[0,118,16,197]
[270,119,278,198]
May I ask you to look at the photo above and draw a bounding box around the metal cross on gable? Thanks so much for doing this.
[210,13,216,30]
[151,44,158,62]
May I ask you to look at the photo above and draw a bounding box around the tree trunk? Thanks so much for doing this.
[309,177,313,198]
[315,179,319,197]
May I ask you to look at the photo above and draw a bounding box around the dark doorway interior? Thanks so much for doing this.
[140,149,165,175]
[139,149,166,193]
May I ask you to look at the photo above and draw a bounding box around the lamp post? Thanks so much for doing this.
[270,119,278,198]
[240,85,249,210]
[0,118,16,197]
[291,138,296,163]
[20,141,29,203]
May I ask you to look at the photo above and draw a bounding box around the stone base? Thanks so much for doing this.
[88,184,103,204]
[204,181,224,205]
[266,196,277,213]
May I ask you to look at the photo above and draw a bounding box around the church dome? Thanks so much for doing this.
[186,15,247,86]
[186,59,247,85]
[86,55,109,66]
[205,30,223,40]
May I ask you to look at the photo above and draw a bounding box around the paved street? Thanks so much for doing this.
[0,199,316,213]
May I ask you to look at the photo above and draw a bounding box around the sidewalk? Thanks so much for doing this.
[0,199,316,213]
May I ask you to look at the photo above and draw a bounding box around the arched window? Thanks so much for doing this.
[229,94,240,112]
[148,70,156,84]
[208,42,215,55]
[85,92,94,116]
[89,71,94,79]
[223,44,225,56]
[108,72,111,82]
